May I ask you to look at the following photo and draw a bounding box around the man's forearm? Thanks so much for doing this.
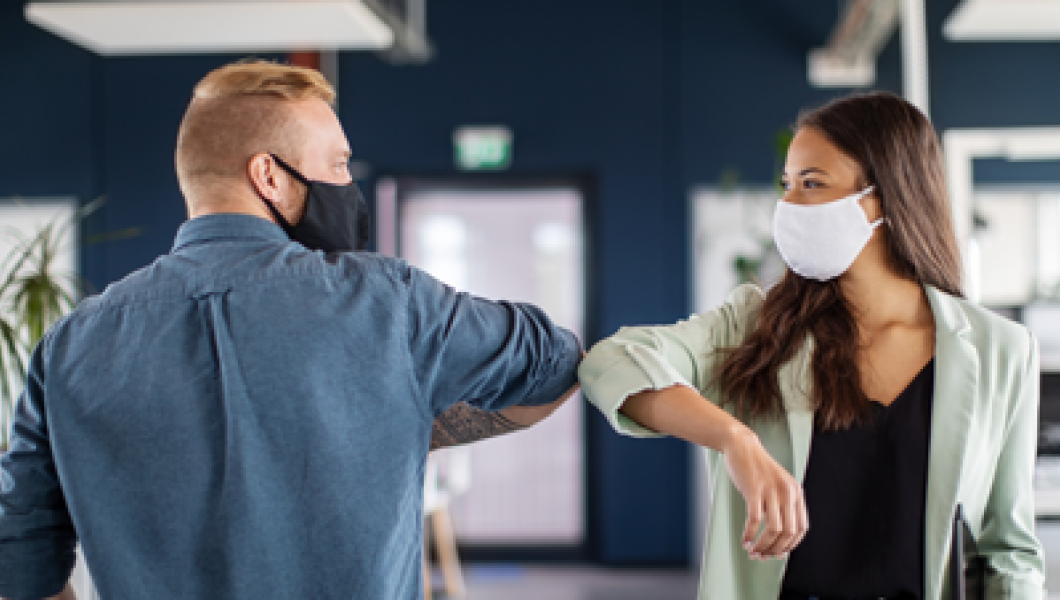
[430,385,579,450]
[430,403,526,450]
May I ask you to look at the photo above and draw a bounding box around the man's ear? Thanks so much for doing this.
[247,153,282,206]
[248,153,307,225]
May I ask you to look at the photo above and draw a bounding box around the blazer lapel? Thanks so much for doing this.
[782,337,815,483]
[923,285,979,600]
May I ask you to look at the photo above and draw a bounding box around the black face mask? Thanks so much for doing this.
[259,154,370,252]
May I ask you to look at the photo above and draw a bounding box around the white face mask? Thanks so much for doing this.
[772,186,884,281]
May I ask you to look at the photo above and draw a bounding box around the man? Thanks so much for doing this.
[0,60,580,599]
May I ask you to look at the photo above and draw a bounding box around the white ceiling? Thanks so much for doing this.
[25,1,395,55]
[944,0,1060,41]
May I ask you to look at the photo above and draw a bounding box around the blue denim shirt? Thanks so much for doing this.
[0,214,580,599]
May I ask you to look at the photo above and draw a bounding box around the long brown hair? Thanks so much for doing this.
[715,91,964,431]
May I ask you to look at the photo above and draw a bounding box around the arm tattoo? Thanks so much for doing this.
[430,402,527,451]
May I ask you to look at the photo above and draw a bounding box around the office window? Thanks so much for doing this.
[969,187,1060,306]
[691,188,782,313]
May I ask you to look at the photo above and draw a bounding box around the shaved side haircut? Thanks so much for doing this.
[175,60,335,208]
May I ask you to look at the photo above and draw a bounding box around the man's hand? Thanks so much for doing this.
[430,385,579,450]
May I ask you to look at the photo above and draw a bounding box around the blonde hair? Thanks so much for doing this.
[175,60,335,204]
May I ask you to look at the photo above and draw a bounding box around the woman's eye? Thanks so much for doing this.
[779,180,790,190]
[803,179,822,189]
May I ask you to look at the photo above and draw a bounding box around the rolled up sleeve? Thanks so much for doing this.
[578,284,764,438]
[0,334,77,599]
[405,264,581,416]
[981,331,1045,599]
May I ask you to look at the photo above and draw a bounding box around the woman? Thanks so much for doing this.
[579,92,1044,599]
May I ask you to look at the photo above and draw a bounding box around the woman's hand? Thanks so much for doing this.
[618,384,809,560]
[722,427,809,560]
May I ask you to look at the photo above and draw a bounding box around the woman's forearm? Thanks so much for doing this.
[619,384,751,453]
[622,384,809,559]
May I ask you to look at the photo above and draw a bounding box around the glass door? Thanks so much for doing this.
[379,177,586,548]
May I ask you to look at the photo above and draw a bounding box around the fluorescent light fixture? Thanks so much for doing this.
[25,1,395,55]
[807,48,877,88]
[944,0,1060,41]
[806,0,899,88]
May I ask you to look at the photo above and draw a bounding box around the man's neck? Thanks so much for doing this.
[187,202,277,224]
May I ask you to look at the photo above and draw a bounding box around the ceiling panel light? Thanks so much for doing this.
[25,1,395,55]
[944,0,1060,41]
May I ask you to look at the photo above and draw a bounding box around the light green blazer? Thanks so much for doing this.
[579,284,1044,600]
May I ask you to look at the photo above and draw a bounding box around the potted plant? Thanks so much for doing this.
[0,198,110,451]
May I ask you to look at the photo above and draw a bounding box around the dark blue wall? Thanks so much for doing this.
[0,2,96,199]
[925,0,1060,184]
[0,1,101,279]
[2,0,1060,566]
[680,0,901,187]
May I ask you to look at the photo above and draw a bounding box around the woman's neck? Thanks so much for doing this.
[839,237,934,333]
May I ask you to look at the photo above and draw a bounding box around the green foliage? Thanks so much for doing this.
[773,129,794,194]
[733,255,763,286]
[0,198,104,450]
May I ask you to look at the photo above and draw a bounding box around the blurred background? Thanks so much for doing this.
[4,0,1060,598]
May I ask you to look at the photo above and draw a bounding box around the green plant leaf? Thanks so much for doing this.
[0,193,106,449]
[0,317,25,450]
[0,210,82,419]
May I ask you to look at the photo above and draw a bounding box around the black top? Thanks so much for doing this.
[781,358,935,600]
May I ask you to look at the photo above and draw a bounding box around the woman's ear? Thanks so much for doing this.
[860,189,884,223]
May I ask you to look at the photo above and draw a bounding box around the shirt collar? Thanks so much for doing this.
[172,213,290,252]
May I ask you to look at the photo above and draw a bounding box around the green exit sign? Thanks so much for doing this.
[454,126,512,171]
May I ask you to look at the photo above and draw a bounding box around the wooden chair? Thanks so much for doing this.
[423,448,471,599]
